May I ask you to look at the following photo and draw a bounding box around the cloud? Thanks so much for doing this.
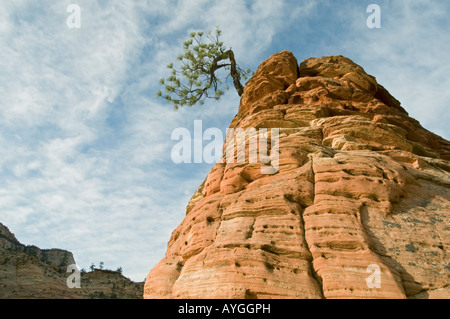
[0,0,158,280]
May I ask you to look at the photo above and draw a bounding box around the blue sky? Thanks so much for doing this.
[0,0,449,282]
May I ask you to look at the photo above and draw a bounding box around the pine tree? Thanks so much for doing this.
[157,27,251,110]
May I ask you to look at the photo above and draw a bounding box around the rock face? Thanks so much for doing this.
[144,52,450,299]
[0,223,144,299]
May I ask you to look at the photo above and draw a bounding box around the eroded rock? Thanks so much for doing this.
[144,52,450,299]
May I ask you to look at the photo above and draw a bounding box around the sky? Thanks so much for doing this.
[0,0,449,282]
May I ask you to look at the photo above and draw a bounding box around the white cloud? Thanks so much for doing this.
[0,0,161,280]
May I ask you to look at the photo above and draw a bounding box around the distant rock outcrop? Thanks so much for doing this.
[144,51,450,299]
[0,223,144,299]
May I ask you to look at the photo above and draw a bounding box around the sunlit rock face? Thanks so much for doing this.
[144,51,450,299]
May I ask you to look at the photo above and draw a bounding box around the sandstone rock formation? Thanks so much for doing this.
[0,223,144,299]
[144,51,450,299]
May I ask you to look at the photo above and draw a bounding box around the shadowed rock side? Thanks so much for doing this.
[145,51,450,299]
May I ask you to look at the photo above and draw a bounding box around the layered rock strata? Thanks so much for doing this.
[145,52,450,299]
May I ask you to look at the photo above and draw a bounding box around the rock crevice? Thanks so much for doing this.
[298,156,325,298]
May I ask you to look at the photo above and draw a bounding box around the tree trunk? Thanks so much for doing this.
[227,50,244,96]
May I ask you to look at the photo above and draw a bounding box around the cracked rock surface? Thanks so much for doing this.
[144,51,450,299]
